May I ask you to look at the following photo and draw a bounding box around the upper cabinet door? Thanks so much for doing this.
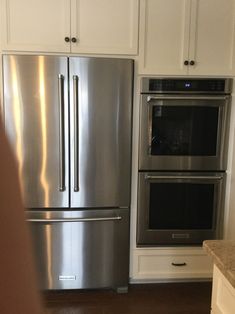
[70,0,139,55]
[188,0,235,76]
[1,0,71,52]
[139,0,191,75]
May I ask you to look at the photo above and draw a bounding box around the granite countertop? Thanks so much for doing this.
[203,240,235,288]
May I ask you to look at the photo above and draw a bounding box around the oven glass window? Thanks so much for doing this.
[151,106,219,156]
[149,182,214,229]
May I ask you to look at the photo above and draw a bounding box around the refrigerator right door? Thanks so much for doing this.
[69,57,133,208]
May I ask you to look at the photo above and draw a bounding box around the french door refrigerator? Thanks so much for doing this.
[2,55,133,291]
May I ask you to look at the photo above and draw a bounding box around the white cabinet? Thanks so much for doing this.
[1,0,139,55]
[131,247,213,281]
[211,265,235,314]
[139,0,235,76]
[1,0,71,53]
[139,0,190,75]
[70,0,138,54]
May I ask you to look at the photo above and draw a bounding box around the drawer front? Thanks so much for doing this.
[132,249,213,280]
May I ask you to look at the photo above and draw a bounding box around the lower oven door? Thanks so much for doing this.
[137,172,225,246]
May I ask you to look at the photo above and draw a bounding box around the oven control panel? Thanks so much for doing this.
[141,78,233,94]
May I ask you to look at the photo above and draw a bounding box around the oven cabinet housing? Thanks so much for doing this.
[139,0,235,76]
[0,0,139,55]
[131,247,213,281]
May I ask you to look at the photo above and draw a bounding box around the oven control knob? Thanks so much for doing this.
[184,60,189,66]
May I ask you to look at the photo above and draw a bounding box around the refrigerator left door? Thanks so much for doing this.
[3,55,69,208]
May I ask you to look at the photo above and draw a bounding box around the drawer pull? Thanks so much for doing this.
[171,262,187,267]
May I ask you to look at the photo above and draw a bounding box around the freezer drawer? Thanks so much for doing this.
[26,209,129,290]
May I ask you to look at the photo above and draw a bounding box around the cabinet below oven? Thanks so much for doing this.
[131,247,213,282]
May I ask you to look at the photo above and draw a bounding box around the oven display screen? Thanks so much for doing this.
[176,81,197,90]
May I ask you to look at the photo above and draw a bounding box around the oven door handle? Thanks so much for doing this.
[147,95,229,102]
[145,175,223,181]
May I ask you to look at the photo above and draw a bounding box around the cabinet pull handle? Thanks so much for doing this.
[172,262,187,267]
[184,60,189,65]
[71,37,77,43]
[64,37,70,42]
[190,60,195,66]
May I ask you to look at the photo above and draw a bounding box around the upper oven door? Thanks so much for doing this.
[139,94,231,171]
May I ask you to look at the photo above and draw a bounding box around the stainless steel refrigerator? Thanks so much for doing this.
[2,55,133,291]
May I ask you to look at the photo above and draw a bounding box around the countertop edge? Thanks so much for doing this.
[203,240,235,288]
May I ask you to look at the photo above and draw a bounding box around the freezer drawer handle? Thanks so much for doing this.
[27,216,122,223]
[73,75,79,192]
[58,74,65,192]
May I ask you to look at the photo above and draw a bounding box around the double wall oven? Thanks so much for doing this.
[137,78,232,246]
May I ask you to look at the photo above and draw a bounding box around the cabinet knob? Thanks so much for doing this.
[71,37,77,43]
[190,60,195,66]
[184,60,189,66]
[64,37,70,42]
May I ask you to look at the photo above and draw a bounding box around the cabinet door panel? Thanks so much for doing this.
[1,0,70,52]
[70,0,138,54]
[139,0,190,75]
[189,0,235,75]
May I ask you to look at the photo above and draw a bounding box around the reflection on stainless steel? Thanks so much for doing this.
[9,56,24,191]
[38,56,49,207]
[3,55,133,290]
[45,224,53,289]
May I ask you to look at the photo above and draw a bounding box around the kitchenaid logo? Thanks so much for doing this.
[59,275,76,281]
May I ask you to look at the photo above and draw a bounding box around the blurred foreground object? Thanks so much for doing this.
[0,119,43,314]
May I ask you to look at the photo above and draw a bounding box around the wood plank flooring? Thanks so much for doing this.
[43,282,212,314]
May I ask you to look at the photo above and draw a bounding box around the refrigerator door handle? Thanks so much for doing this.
[73,75,79,192]
[27,216,122,223]
[58,74,65,191]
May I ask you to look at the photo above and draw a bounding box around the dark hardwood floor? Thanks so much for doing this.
[43,282,212,314]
